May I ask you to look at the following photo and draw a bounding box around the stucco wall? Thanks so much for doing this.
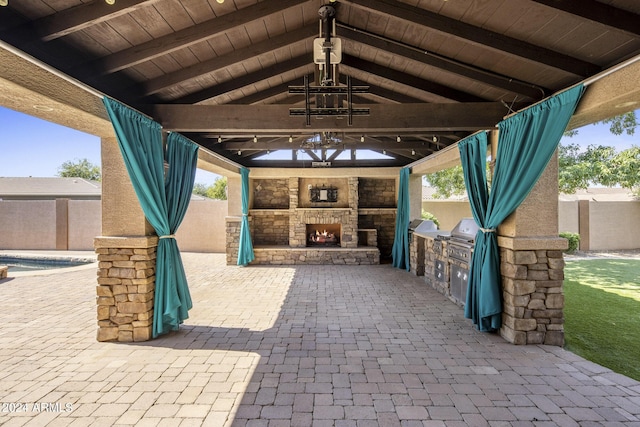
[558,201,579,234]
[0,198,228,252]
[424,199,640,251]
[68,200,102,250]
[0,200,57,249]
[588,201,640,250]
[176,199,228,253]
[421,201,473,231]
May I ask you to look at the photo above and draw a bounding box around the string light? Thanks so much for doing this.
[0,0,9,6]
[237,150,242,155]
[218,136,222,143]
[396,136,401,143]
[105,0,115,4]
[253,136,258,143]
[289,136,293,143]
[360,135,365,142]
[411,149,416,155]
[382,149,386,155]
[432,136,438,142]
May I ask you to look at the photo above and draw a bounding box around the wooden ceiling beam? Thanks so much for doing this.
[220,139,448,150]
[346,77,424,103]
[171,55,312,104]
[1,0,160,44]
[141,25,317,97]
[74,0,309,76]
[244,158,408,168]
[341,55,487,103]
[228,77,310,105]
[530,0,640,37]
[152,102,516,133]
[348,0,601,77]
[337,23,547,100]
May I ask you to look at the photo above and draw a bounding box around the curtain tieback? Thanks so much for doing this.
[480,228,496,233]
[159,234,176,239]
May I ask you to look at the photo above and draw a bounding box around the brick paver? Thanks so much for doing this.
[0,253,639,426]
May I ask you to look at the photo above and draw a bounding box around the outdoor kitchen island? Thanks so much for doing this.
[226,174,398,265]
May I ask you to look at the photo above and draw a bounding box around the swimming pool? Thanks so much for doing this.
[0,256,95,272]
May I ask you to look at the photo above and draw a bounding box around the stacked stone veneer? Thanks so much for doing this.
[289,177,359,248]
[252,247,379,265]
[500,248,565,345]
[94,236,157,342]
[251,210,289,246]
[253,179,289,209]
[358,211,396,258]
[410,232,568,346]
[358,178,396,208]
[227,176,398,265]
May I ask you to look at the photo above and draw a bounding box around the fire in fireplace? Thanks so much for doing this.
[307,224,341,247]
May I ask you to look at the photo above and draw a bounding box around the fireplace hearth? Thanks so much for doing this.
[307,224,341,247]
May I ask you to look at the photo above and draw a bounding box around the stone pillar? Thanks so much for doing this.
[94,236,157,342]
[497,151,568,346]
[289,178,303,247]
[95,136,156,342]
[225,172,244,265]
[409,173,422,220]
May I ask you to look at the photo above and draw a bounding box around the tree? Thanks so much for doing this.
[565,111,638,137]
[423,165,467,199]
[57,158,101,181]
[192,177,227,200]
[558,144,640,195]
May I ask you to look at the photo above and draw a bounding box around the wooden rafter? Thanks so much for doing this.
[171,55,312,104]
[337,23,547,100]
[348,0,601,77]
[72,0,310,76]
[140,25,318,97]
[531,0,640,37]
[341,55,487,103]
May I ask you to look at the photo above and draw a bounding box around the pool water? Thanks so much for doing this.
[0,257,93,272]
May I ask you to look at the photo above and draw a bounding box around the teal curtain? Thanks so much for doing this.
[460,84,584,332]
[392,167,410,270]
[103,98,198,338]
[237,167,255,265]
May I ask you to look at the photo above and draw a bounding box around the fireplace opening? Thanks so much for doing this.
[306,224,341,247]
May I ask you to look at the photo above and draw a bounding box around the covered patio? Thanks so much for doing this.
[1,1,640,347]
[1,253,639,425]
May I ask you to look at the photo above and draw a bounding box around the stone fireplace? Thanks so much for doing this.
[226,171,399,265]
[307,224,341,247]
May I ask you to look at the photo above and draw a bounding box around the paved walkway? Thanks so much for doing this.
[0,253,639,426]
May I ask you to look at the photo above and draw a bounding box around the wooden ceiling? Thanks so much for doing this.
[1,0,639,168]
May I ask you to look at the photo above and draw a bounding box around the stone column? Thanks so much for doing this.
[95,136,157,342]
[498,151,568,346]
[409,173,422,220]
[225,173,244,265]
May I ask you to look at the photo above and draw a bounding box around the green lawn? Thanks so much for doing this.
[564,259,640,381]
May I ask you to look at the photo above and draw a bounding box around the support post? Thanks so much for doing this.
[94,136,157,342]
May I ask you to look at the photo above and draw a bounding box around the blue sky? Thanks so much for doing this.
[0,106,637,185]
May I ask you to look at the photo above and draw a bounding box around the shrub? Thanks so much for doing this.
[421,210,440,228]
[560,231,580,253]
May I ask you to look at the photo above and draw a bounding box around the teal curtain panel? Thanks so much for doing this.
[459,84,584,332]
[237,167,255,266]
[392,167,410,271]
[103,98,198,338]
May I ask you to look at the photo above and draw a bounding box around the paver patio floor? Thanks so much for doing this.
[1,253,639,426]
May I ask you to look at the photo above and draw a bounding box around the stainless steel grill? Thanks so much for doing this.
[446,218,479,305]
[447,218,479,263]
[408,219,437,242]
